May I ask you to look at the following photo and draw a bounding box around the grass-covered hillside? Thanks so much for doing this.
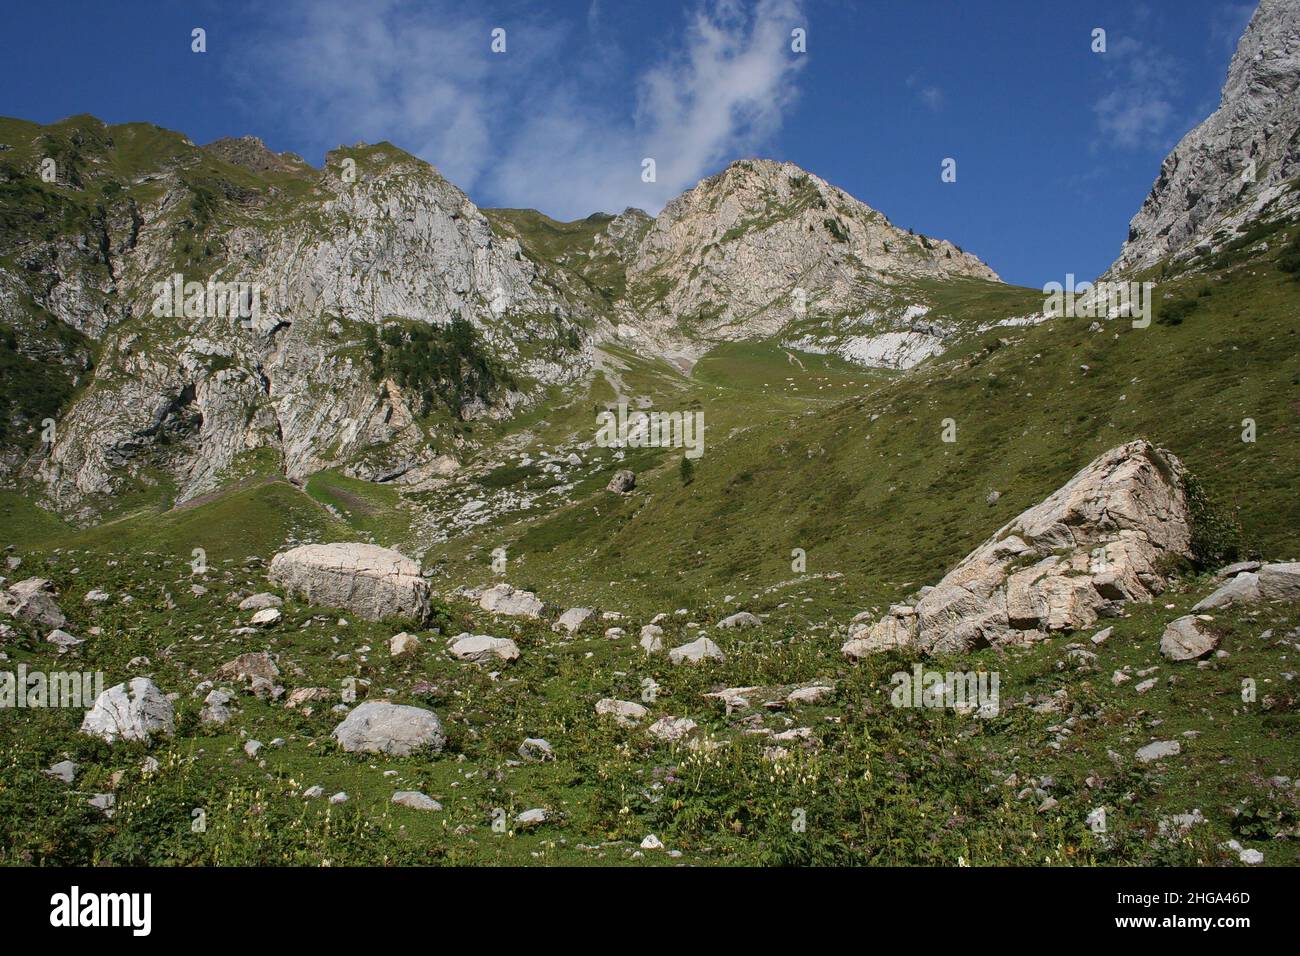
[1,220,1296,866]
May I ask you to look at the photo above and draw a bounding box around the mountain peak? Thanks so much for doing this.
[1108,0,1300,274]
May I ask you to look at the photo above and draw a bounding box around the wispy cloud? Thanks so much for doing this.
[905,73,944,111]
[239,0,806,218]
[1092,35,1181,150]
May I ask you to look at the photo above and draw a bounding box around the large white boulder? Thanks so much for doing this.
[269,543,429,622]
[332,701,445,756]
[843,441,1193,656]
[81,678,175,744]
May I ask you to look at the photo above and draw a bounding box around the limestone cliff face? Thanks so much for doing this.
[0,121,589,518]
[1108,0,1300,274]
[619,159,999,350]
[3,119,1001,518]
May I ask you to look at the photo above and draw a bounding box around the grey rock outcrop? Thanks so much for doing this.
[269,543,429,622]
[1109,0,1300,274]
[843,441,1193,656]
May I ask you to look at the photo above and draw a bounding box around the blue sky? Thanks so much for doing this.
[0,0,1257,286]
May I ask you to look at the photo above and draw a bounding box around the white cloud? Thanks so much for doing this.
[239,0,805,218]
[1092,36,1181,150]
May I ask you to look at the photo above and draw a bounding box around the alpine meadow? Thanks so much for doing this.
[0,0,1297,902]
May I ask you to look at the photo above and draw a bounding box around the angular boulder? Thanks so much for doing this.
[606,469,636,493]
[595,698,647,726]
[1160,615,1219,661]
[669,637,725,665]
[449,633,520,664]
[843,441,1193,656]
[478,583,544,619]
[81,678,175,744]
[1258,562,1300,602]
[2,577,66,629]
[332,701,445,756]
[269,543,429,622]
[1192,572,1260,611]
[554,607,595,633]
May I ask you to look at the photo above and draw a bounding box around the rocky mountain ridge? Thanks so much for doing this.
[1,115,1004,519]
[1108,0,1300,274]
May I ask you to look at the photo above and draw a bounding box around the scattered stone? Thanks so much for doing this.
[648,716,698,743]
[554,607,595,633]
[640,834,664,851]
[332,701,446,756]
[200,688,236,725]
[302,786,324,799]
[45,628,83,652]
[449,633,520,664]
[786,685,834,706]
[285,687,332,709]
[1090,626,1114,646]
[244,740,263,758]
[44,760,79,784]
[515,808,548,828]
[606,469,636,493]
[669,637,725,665]
[250,607,281,627]
[519,738,555,762]
[639,624,665,653]
[238,592,283,612]
[392,791,443,811]
[1193,572,1261,611]
[329,792,349,805]
[88,793,116,816]
[84,589,111,604]
[479,583,544,618]
[389,632,421,658]
[81,678,175,744]
[2,577,66,629]
[1136,740,1181,763]
[595,698,647,726]
[1160,615,1219,661]
[717,611,762,629]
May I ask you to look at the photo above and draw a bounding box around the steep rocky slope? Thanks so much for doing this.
[619,159,1001,359]
[0,117,589,519]
[1,115,1011,520]
[1108,0,1300,274]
